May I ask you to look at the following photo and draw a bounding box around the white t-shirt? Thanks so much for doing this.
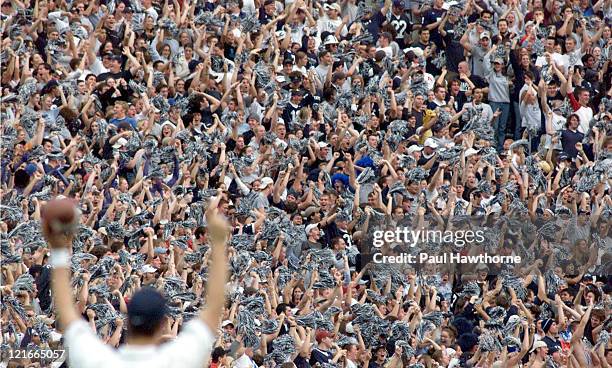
[561,50,584,69]
[317,17,347,37]
[423,72,436,91]
[550,112,566,132]
[313,64,331,85]
[234,354,258,368]
[293,65,308,76]
[64,319,215,368]
[520,99,542,130]
[346,359,358,368]
[574,106,593,135]
[519,85,542,130]
[289,23,306,46]
[377,46,393,59]
[462,102,494,123]
[242,0,256,12]
[535,52,566,69]
[90,58,109,76]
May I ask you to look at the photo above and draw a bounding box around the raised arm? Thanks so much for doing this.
[43,207,81,329]
[199,212,230,331]
[571,301,593,343]
[460,23,475,52]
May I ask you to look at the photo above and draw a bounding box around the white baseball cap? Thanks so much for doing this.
[406,145,423,154]
[160,120,176,130]
[258,177,274,190]
[324,35,339,45]
[305,223,319,234]
[530,340,548,353]
[424,138,439,148]
[324,3,341,12]
[464,148,480,157]
[142,265,157,273]
[112,137,128,149]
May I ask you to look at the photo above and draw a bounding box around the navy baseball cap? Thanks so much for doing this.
[549,345,561,354]
[127,287,169,327]
[41,80,59,95]
[24,163,38,176]
[558,152,570,161]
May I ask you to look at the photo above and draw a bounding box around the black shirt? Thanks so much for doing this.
[442,22,465,73]
[369,361,386,368]
[270,194,286,211]
[389,13,412,48]
[199,107,214,128]
[422,7,447,49]
[35,265,52,313]
[546,91,565,105]
[310,348,333,366]
[363,11,386,41]
[542,335,562,351]
[259,8,275,25]
[282,102,304,127]
[97,70,133,83]
[560,129,584,158]
[450,91,468,112]
[242,130,256,146]
[411,40,431,51]
[403,107,424,129]
[224,43,237,61]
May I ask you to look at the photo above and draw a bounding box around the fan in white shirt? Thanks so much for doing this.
[317,3,348,39]
[44,208,231,368]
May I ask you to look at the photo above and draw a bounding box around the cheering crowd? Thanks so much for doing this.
[1,0,612,366]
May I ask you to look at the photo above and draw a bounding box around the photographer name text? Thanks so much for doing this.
[372,252,522,265]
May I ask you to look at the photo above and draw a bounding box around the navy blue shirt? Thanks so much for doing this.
[560,129,584,158]
[542,335,562,351]
[363,11,386,41]
[422,8,446,49]
[310,348,333,366]
[442,22,464,73]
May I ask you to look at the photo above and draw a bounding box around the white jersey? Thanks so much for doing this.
[64,319,215,368]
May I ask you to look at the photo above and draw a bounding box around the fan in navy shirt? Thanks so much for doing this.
[361,0,391,42]
[421,0,447,49]
[259,0,277,25]
[560,114,584,159]
[310,330,336,366]
[388,0,412,49]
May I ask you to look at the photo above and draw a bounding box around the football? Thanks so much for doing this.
[41,198,81,236]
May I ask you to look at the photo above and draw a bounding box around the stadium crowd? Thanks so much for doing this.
[0,0,611,366]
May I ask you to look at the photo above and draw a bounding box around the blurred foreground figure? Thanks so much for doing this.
[44,205,230,368]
